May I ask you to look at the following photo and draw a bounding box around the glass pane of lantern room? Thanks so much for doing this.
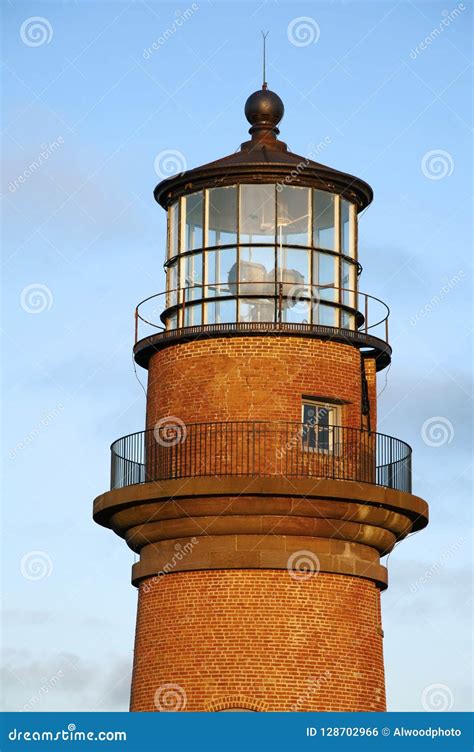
[166,311,177,330]
[315,301,337,327]
[313,190,335,250]
[184,303,202,327]
[314,251,338,301]
[277,186,310,246]
[208,186,237,246]
[341,260,356,330]
[282,294,310,325]
[206,248,236,297]
[167,260,179,306]
[341,260,356,306]
[341,199,353,256]
[183,252,203,300]
[184,192,204,251]
[206,299,236,324]
[239,298,274,324]
[313,251,338,327]
[240,184,275,243]
[168,202,179,258]
[278,248,310,289]
[239,246,275,294]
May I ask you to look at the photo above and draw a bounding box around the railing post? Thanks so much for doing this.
[364,294,368,334]
[134,307,138,344]
[278,282,283,325]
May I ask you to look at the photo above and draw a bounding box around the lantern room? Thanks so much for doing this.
[134,87,390,372]
[164,182,358,330]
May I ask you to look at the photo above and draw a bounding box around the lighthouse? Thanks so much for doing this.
[93,84,429,712]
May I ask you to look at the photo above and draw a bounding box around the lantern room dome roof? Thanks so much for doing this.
[154,86,373,211]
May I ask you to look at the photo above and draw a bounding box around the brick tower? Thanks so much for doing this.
[93,85,428,712]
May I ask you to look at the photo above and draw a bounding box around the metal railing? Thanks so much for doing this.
[134,282,390,346]
[110,422,411,493]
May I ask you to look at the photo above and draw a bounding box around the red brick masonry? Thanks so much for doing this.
[146,337,375,429]
[130,569,386,712]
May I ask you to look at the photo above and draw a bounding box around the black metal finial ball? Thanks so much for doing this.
[245,89,284,129]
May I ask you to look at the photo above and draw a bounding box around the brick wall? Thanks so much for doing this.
[146,337,370,429]
[130,570,386,712]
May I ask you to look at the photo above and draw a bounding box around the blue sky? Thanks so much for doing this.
[1,0,472,712]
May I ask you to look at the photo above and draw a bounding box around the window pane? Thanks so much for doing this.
[341,199,351,255]
[316,303,337,327]
[240,184,275,243]
[167,261,178,306]
[184,303,202,327]
[282,297,310,325]
[318,425,330,451]
[169,202,179,257]
[166,311,177,330]
[341,311,355,330]
[314,252,338,301]
[184,192,204,251]
[183,253,203,300]
[277,186,310,245]
[206,248,236,296]
[279,247,310,323]
[342,260,356,308]
[208,186,237,246]
[239,247,275,295]
[313,190,335,250]
[303,404,318,424]
[317,406,330,427]
[302,404,317,449]
[206,299,236,324]
[239,298,274,323]
[278,248,310,287]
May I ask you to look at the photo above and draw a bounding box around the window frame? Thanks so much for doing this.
[301,399,340,453]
